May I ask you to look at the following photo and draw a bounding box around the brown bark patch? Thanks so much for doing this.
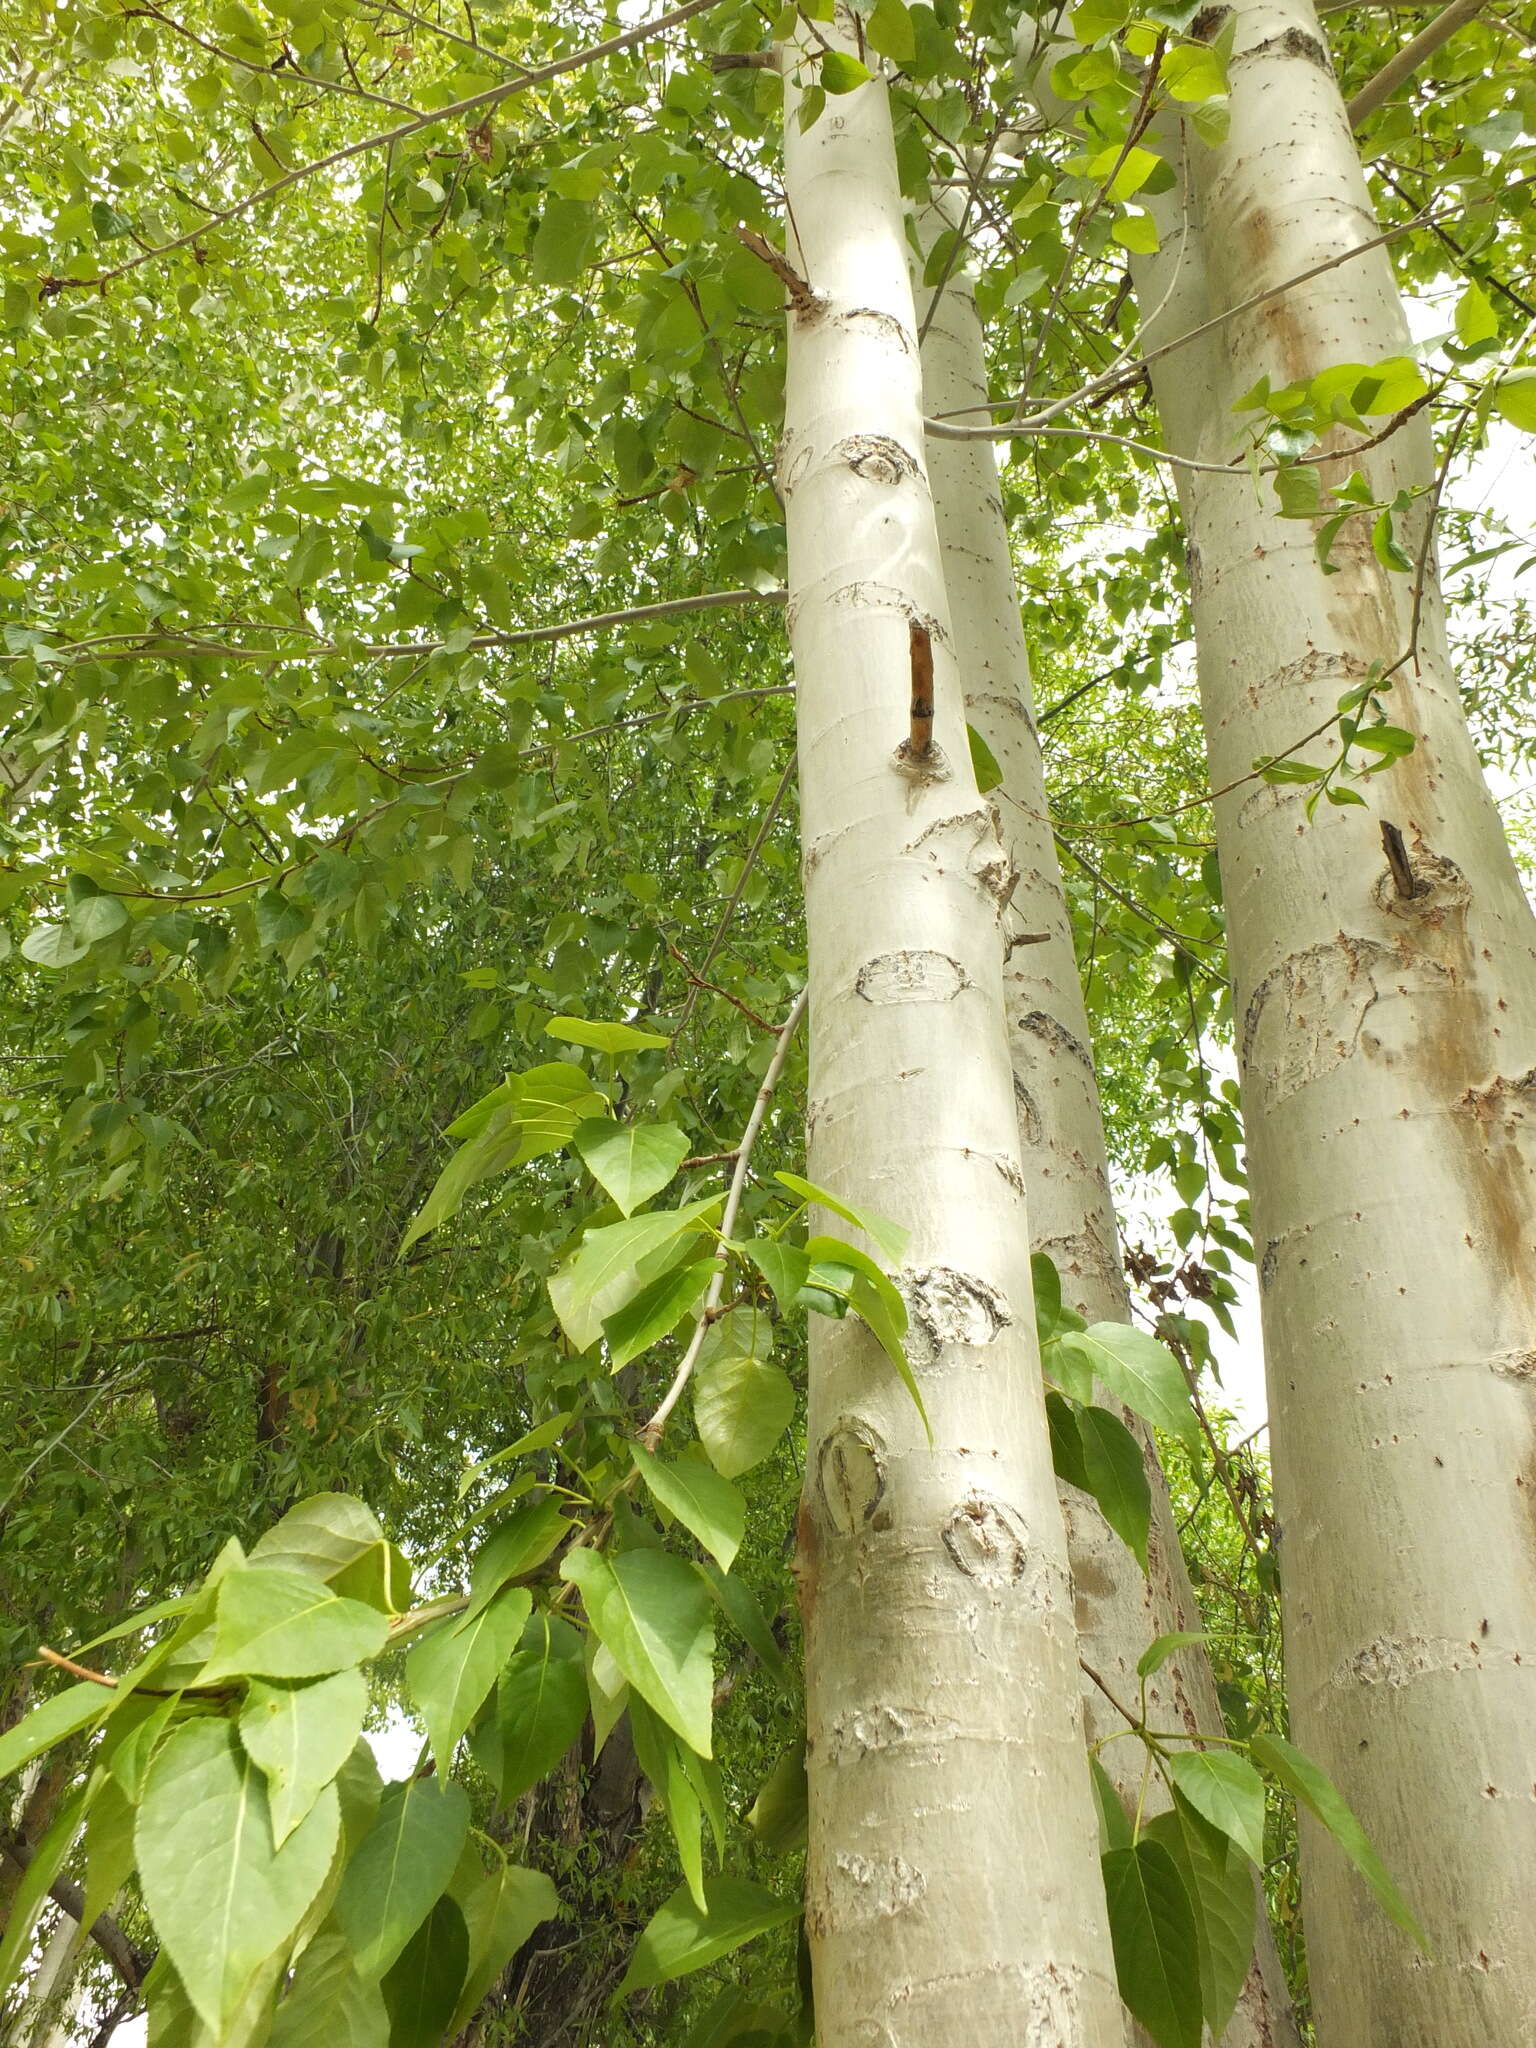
[1018,1008,1093,1071]
[907,1266,1011,1350]
[817,1419,888,1536]
[835,433,919,486]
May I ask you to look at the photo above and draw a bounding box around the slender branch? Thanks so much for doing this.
[925,397,1435,472]
[0,1836,151,1991]
[933,177,1535,434]
[1347,0,1488,125]
[641,984,808,1446]
[1,586,788,668]
[45,0,736,290]
[670,749,797,1041]
[35,1646,117,1687]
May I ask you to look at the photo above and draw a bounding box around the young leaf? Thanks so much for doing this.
[136,1720,340,2032]
[1493,367,1536,431]
[746,1738,808,1856]
[1053,1323,1199,1448]
[238,1666,370,1847]
[1089,1756,1133,1853]
[447,1859,559,2035]
[406,1586,532,1771]
[561,1547,715,1757]
[697,1560,791,1690]
[1077,1403,1152,1569]
[617,1876,799,1997]
[867,0,915,63]
[774,1170,908,1266]
[456,1411,574,1499]
[0,1785,91,2002]
[741,1237,811,1311]
[250,1494,389,1588]
[574,1118,690,1217]
[199,1566,389,1682]
[1168,1749,1267,1867]
[819,49,871,92]
[1250,1730,1427,1946]
[966,723,1003,793]
[849,1268,930,1440]
[1136,1631,1207,1681]
[470,1611,588,1804]
[694,1322,796,1479]
[545,1015,670,1053]
[630,1445,746,1572]
[334,1777,470,1980]
[1101,1840,1203,2048]
[381,1893,470,2048]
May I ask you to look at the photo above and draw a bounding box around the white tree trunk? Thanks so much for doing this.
[1130,5,1536,2039]
[917,198,1298,2048]
[778,22,1125,2045]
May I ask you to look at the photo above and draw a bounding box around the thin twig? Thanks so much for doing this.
[670,750,798,1042]
[641,984,808,1446]
[1348,0,1488,125]
[46,0,737,290]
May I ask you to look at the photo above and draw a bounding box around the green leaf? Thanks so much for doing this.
[1493,367,1536,431]
[617,1877,799,1997]
[694,1312,796,1478]
[1077,1403,1152,1569]
[745,1738,808,1855]
[1371,508,1413,572]
[72,892,130,941]
[774,1171,908,1265]
[742,1237,811,1311]
[466,1495,572,1616]
[400,1111,523,1252]
[407,1586,532,1770]
[1145,1804,1256,2037]
[1090,1756,1133,1852]
[1112,210,1159,253]
[548,1196,720,1352]
[631,1445,746,1571]
[0,1680,120,1780]
[136,1720,340,2033]
[1273,463,1323,520]
[1161,41,1226,100]
[866,0,915,62]
[1137,1631,1206,1680]
[697,1560,791,1689]
[1168,1749,1266,1866]
[545,1015,670,1052]
[575,1118,690,1216]
[250,1494,393,1592]
[381,1894,469,2048]
[457,1412,574,1499]
[200,1566,389,1681]
[819,49,872,92]
[270,1932,388,2048]
[531,197,595,287]
[334,1777,470,1979]
[470,1611,589,1803]
[1053,1323,1199,1447]
[1032,1252,1085,1342]
[561,1546,715,1756]
[1102,1840,1203,2048]
[82,1776,138,1932]
[850,1268,930,1440]
[966,723,1003,793]
[602,1257,714,1369]
[0,1784,90,2002]
[447,1859,559,2035]
[1250,1731,1426,1946]
[20,921,88,968]
[238,1667,370,1846]
[1046,1390,1090,1490]
[1455,278,1498,347]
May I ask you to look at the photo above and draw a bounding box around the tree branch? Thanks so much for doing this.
[1347,0,1488,126]
[640,982,808,1447]
[0,1836,152,1991]
[46,0,736,290]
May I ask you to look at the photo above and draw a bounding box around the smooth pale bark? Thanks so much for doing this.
[1092,4,1536,2039]
[917,202,1300,2048]
[778,26,1125,2045]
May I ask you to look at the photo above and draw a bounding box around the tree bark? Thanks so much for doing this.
[1121,4,1536,2039]
[778,19,1125,2044]
[916,195,1300,2048]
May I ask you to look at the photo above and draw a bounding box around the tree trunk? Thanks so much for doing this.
[778,20,1125,2044]
[916,196,1300,2048]
[1129,4,1536,2038]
